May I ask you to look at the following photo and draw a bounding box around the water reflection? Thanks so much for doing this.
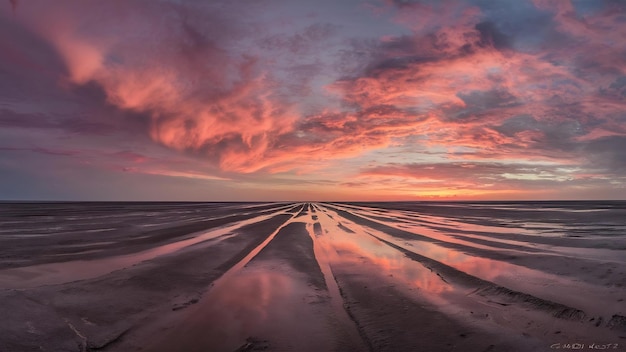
[0,212,281,289]
[151,266,333,352]
[313,211,454,297]
[317,206,624,318]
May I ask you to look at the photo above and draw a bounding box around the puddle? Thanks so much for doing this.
[318,206,625,319]
[333,204,626,263]
[314,210,455,301]
[150,210,365,352]
[0,212,284,289]
[305,218,368,351]
[150,266,333,352]
[328,204,534,254]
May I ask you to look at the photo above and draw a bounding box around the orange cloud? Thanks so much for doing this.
[4,0,624,200]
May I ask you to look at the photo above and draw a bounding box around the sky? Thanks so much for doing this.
[0,0,625,201]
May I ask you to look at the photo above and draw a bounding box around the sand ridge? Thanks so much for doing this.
[0,201,624,351]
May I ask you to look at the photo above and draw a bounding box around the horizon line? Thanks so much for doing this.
[1,199,625,203]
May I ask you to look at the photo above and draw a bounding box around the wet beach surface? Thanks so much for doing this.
[0,201,625,351]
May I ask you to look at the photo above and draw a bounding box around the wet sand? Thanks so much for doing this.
[0,201,625,351]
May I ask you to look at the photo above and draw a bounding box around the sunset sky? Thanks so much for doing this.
[1,0,625,201]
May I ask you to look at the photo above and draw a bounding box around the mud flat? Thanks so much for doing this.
[0,201,624,351]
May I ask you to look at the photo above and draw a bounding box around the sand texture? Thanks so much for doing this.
[0,201,625,351]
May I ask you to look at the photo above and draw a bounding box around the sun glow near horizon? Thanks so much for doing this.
[0,0,625,201]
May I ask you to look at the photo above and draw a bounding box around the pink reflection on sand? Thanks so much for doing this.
[345,205,543,249]
[0,212,281,289]
[151,265,334,352]
[321,205,624,318]
[312,211,453,296]
[196,269,295,334]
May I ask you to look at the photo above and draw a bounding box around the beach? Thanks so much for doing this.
[0,201,624,351]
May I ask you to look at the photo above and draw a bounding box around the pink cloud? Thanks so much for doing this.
[2,0,624,200]
[348,161,590,200]
[9,1,302,173]
[324,1,626,174]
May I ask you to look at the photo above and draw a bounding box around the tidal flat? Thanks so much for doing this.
[0,201,625,351]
